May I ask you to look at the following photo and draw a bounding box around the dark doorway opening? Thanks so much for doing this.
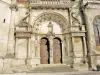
[40,37,50,64]
[53,37,62,64]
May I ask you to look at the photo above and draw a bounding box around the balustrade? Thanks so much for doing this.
[29,0,70,7]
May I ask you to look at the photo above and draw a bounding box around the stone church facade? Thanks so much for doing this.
[0,0,100,73]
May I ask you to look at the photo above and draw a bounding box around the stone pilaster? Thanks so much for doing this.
[70,37,74,68]
[82,36,87,63]
[15,38,18,58]
[27,38,31,59]
[63,34,69,64]
[68,8,74,68]
[6,4,18,58]
[84,9,92,69]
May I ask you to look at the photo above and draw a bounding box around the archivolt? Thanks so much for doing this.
[33,12,68,33]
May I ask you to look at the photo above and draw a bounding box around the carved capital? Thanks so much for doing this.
[9,4,18,11]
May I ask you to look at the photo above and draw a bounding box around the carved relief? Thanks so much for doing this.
[71,12,80,26]
[33,13,68,33]
[70,0,83,31]
[14,9,32,38]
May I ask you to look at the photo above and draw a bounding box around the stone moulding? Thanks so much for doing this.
[14,22,32,38]
[29,0,71,8]
[14,31,32,38]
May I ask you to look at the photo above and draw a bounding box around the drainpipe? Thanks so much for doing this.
[79,0,92,69]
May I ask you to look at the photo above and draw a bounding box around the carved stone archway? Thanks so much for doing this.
[33,12,68,34]
[33,12,68,64]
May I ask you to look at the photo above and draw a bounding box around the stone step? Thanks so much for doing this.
[29,64,77,73]
[1,71,100,75]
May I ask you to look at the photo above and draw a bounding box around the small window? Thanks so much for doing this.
[3,19,5,23]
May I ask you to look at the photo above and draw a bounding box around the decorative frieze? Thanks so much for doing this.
[14,31,32,38]
[71,32,86,37]
[29,0,71,8]
[69,25,86,33]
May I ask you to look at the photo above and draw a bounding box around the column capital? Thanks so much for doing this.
[9,4,18,11]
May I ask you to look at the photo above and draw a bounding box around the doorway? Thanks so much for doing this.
[40,37,50,64]
[53,37,62,64]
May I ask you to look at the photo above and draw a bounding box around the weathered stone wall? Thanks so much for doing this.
[85,7,100,69]
[0,0,100,73]
[0,0,11,23]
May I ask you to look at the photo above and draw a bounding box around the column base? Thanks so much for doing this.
[73,57,88,71]
[63,56,71,65]
[27,57,40,66]
[50,56,53,64]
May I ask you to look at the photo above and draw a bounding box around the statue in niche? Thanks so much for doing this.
[47,21,55,37]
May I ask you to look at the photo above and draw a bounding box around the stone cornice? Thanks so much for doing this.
[84,0,100,9]
[86,3,100,9]
[29,5,71,9]
[29,0,71,9]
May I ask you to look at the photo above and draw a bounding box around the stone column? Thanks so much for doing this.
[15,38,19,58]
[78,0,92,69]
[28,7,32,25]
[49,37,53,64]
[26,38,32,65]
[63,34,69,64]
[84,9,92,69]
[32,35,41,65]
[6,4,18,58]
[27,38,31,59]
[82,36,87,61]
[68,8,74,68]
[70,37,74,68]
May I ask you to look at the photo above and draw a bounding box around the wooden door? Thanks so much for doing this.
[40,38,50,64]
[53,38,62,64]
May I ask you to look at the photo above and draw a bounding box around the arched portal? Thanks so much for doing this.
[53,37,62,64]
[40,37,50,64]
[34,12,68,64]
